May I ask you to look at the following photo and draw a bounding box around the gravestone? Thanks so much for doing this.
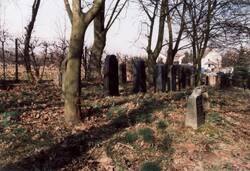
[119,63,127,84]
[247,76,250,89]
[133,59,147,93]
[217,72,231,89]
[155,64,166,92]
[185,67,192,87]
[180,67,187,89]
[104,55,119,96]
[185,87,206,129]
[168,65,177,91]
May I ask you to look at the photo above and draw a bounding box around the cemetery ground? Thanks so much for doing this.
[0,68,250,171]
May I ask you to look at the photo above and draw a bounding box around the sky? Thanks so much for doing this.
[0,0,149,56]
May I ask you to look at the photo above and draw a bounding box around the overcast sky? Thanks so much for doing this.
[1,0,149,56]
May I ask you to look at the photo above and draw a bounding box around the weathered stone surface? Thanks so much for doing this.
[207,75,217,87]
[119,63,127,84]
[155,64,166,92]
[132,59,146,93]
[185,87,206,129]
[104,55,119,96]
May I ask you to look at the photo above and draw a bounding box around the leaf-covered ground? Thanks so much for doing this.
[0,80,249,171]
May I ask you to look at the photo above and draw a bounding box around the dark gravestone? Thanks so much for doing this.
[217,72,231,89]
[247,76,250,89]
[104,55,119,96]
[133,59,147,93]
[168,65,177,91]
[177,65,182,91]
[180,67,187,89]
[155,64,166,92]
[185,67,192,87]
[185,87,206,129]
[119,63,127,84]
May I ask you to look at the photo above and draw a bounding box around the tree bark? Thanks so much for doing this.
[64,20,85,124]
[63,0,104,125]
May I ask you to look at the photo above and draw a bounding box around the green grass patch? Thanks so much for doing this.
[156,120,168,130]
[140,161,161,171]
[207,112,224,125]
[159,134,173,153]
[139,128,154,144]
[172,92,186,101]
[124,131,138,144]
[0,111,20,127]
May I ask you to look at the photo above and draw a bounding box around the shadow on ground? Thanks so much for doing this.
[2,94,169,171]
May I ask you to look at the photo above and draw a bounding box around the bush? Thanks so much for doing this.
[139,128,154,144]
[140,162,161,171]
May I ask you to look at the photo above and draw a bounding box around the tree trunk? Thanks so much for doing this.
[148,52,157,85]
[2,42,6,80]
[90,2,106,80]
[91,32,106,79]
[63,21,85,124]
[23,0,41,81]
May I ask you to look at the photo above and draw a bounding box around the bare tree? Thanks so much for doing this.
[63,0,104,124]
[23,0,41,81]
[138,0,168,85]
[165,0,187,66]
[0,18,9,81]
[183,0,250,85]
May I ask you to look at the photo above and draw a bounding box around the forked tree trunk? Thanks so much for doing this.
[63,21,85,124]
[63,0,104,125]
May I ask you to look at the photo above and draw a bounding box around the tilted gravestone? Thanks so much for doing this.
[168,65,177,91]
[133,59,147,93]
[185,87,207,129]
[119,63,127,84]
[155,64,167,92]
[104,55,119,96]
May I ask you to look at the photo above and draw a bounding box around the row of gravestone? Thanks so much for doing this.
[104,55,196,96]
[104,55,211,130]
